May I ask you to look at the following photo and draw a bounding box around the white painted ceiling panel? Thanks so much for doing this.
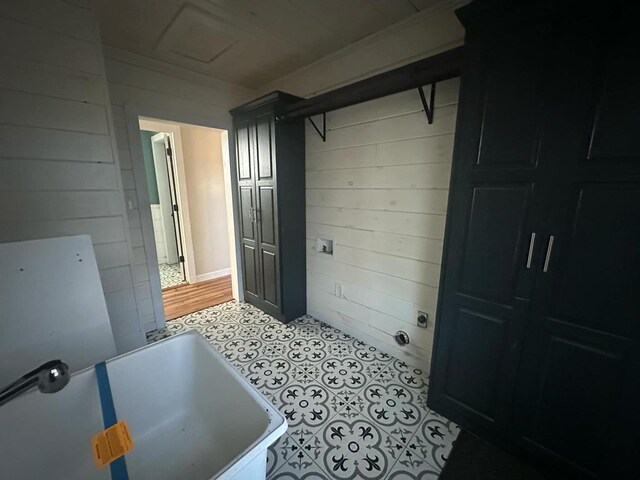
[93,0,444,89]
[157,6,240,64]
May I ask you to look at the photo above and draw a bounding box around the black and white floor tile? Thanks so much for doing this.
[146,301,459,479]
[158,262,184,289]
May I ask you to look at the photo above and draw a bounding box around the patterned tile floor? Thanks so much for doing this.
[147,301,459,479]
[159,262,184,289]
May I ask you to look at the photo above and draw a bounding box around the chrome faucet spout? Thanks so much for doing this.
[0,360,70,407]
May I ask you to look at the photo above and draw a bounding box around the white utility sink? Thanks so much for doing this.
[0,331,287,480]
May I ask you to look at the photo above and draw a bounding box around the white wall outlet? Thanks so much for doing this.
[335,283,343,298]
[417,311,429,328]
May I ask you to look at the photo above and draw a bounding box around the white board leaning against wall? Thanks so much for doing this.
[0,235,117,386]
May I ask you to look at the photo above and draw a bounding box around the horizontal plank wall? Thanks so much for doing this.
[264,1,465,367]
[0,0,144,351]
[306,78,460,366]
[103,47,254,332]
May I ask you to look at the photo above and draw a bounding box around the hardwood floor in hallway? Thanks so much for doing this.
[163,275,233,320]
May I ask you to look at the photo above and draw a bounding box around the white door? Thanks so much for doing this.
[151,133,182,269]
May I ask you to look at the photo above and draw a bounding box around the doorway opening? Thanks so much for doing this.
[137,117,237,320]
[142,130,186,289]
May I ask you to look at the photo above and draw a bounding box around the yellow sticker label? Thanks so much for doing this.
[91,420,134,469]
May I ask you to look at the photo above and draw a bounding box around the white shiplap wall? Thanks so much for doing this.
[0,0,145,351]
[306,78,460,367]
[264,0,466,369]
[103,48,254,332]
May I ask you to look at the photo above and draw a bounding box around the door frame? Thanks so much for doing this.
[140,122,195,284]
[124,103,244,331]
[150,132,181,266]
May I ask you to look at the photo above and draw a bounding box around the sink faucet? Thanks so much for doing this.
[0,360,70,407]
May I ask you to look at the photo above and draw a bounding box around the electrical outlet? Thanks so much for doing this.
[417,311,428,328]
[335,283,343,298]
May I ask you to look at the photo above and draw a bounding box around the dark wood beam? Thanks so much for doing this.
[280,46,465,120]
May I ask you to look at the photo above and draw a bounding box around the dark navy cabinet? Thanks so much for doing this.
[428,3,640,478]
[231,92,306,322]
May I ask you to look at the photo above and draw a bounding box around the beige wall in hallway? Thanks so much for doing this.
[180,126,231,280]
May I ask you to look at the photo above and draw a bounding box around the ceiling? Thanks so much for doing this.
[93,0,441,90]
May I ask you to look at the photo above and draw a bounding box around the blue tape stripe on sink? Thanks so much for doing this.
[95,361,129,480]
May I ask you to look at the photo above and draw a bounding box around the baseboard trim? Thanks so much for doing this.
[195,268,231,283]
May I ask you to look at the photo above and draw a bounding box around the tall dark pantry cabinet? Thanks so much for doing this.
[230,92,306,323]
[429,2,639,479]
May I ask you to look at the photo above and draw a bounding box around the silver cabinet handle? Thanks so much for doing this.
[543,235,555,273]
[526,232,536,269]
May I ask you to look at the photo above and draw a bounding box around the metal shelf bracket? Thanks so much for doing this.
[308,113,326,142]
[418,83,437,124]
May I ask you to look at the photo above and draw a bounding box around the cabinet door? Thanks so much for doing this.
[254,114,280,314]
[236,121,260,302]
[513,19,640,478]
[515,186,640,479]
[429,24,554,434]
